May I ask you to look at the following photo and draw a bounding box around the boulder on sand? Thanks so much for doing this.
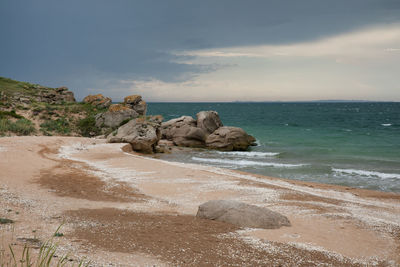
[107,117,161,153]
[196,111,223,134]
[196,200,291,229]
[206,126,256,151]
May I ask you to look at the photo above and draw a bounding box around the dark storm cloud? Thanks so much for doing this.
[1,0,399,99]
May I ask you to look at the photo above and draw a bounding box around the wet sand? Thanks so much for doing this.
[0,136,399,266]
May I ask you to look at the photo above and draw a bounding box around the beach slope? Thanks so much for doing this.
[0,136,399,266]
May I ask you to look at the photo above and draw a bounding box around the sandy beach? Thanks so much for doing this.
[1,136,399,266]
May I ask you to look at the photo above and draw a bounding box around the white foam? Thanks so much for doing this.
[381,123,392,127]
[215,151,280,157]
[191,157,305,168]
[0,146,6,152]
[333,168,400,180]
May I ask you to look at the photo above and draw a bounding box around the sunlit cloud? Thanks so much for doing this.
[117,24,400,102]
[175,24,400,60]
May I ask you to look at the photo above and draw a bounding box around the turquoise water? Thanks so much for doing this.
[147,102,400,192]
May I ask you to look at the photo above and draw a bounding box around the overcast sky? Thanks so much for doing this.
[1,0,400,101]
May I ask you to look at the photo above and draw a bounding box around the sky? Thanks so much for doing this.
[1,0,400,102]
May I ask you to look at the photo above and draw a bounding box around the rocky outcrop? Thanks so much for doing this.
[107,117,161,153]
[83,94,112,109]
[169,125,207,147]
[196,111,223,134]
[196,200,291,229]
[94,94,148,129]
[161,116,196,139]
[161,116,206,147]
[206,126,256,151]
[95,104,138,128]
[160,111,256,151]
[36,87,76,104]
[124,95,147,116]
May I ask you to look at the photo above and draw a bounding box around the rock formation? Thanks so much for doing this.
[160,111,255,151]
[107,116,162,153]
[196,111,223,134]
[206,126,256,151]
[95,104,138,128]
[160,116,206,147]
[34,86,76,104]
[94,95,147,128]
[196,200,291,229]
[104,102,255,153]
[124,95,147,116]
[83,94,112,109]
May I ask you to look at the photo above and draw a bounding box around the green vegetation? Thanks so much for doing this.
[0,76,109,137]
[0,118,36,136]
[53,232,64,237]
[77,116,99,137]
[0,76,51,96]
[40,118,70,135]
[119,118,131,126]
[0,111,23,119]
[0,226,90,267]
[0,218,14,224]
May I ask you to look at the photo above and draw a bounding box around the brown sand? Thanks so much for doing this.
[0,136,399,266]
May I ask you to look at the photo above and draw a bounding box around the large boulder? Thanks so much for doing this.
[169,125,207,147]
[107,117,161,153]
[83,94,112,109]
[161,116,197,140]
[95,104,138,128]
[196,200,291,229]
[161,116,206,147]
[124,95,147,116]
[206,126,256,151]
[196,111,223,134]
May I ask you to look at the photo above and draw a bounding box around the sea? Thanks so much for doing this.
[147,102,400,193]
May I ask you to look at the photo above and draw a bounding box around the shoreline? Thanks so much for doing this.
[1,136,399,266]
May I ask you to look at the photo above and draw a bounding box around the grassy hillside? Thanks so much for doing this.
[0,77,106,137]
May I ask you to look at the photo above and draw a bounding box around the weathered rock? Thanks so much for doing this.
[83,94,112,109]
[124,95,142,105]
[107,117,161,153]
[56,86,68,92]
[155,139,173,153]
[206,126,256,151]
[124,95,147,115]
[19,97,31,104]
[107,104,129,112]
[61,91,76,102]
[169,124,207,147]
[133,100,147,116]
[161,116,197,140]
[37,87,76,104]
[196,111,223,134]
[196,200,291,229]
[95,104,139,128]
[147,115,163,124]
[160,116,206,147]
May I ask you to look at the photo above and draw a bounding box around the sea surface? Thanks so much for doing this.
[147,102,400,192]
